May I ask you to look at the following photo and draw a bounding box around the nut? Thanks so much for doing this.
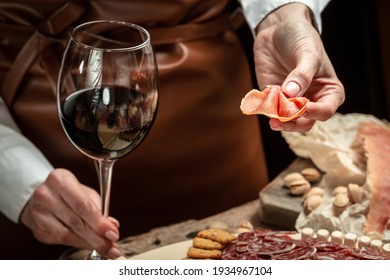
[304,195,323,213]
[301,168,321,182]
[206,221,228,231]
[283,172,305,188]
[238,220,254,230]
[333,193,350,208]
[236,227,252,234]
[332,186,348,196]
[333,193,350,216]
[289,179,311,195]
[348,183,364,204]
[304,186,325,198]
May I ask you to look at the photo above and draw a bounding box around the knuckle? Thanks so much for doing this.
[28,207,42,222]
[46,169,64,184]
[33,186,50,206]
[46,168,74,189]
[33,185,47,199]
[295,69,312,87]
[318,106,334,121]
[33,227,56,244]
[74,197,96,215]
[55,230,73,245]
[67,216,85,232]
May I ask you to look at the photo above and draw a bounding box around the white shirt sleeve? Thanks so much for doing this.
[0,124,53,223]
[237,0,331,33]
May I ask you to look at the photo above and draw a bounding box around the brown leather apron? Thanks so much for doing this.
[0,0,268,259]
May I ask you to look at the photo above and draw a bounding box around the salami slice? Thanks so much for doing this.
[248,241,296,256]
[220,251,239,260]
[273,245,316,260]
[236,252,259,260]
[237,231,259,244]
[350,247,388,260]
[302,237,320,246]
[222,242,237,254]
[269,231,299,236]
[309,254,334,260]
[313,241,346,252]
[219,230,390,260]
[263,234,294,243]
[311,249,351,260]
[253,229,273,237]
[236,243,249,253]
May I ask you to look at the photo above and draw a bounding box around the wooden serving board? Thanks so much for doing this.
[258,157,319,230]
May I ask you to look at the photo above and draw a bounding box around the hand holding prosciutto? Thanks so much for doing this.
[253,3,345,132]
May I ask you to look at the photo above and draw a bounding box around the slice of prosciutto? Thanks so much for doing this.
[240,85,309,122]
[357,121,390,234]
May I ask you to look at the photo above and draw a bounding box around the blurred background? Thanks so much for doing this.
[259,0,390,179]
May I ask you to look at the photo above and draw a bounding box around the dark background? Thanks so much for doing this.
[260,0,390,179]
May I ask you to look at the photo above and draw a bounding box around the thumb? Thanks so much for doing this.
[281,54,319,98]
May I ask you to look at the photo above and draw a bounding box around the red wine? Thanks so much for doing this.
[60,86,157,160]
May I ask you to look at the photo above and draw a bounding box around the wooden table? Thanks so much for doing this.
[60,158,312,259]
[60,199,273,259]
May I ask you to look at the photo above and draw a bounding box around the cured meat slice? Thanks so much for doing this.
[273,245,316,260]
[263,233,296,243]
[350,247,388,260]
[220,251,239,260]
[357,121,390,234]
[312,241,346,252]
[222,242,237,254]
[236,243,249,253]
[247,240,296,255]
[218,230,390,260]
[235,252,259,260]
[240,85,309,122]
[310,249,354,260]
[237,231,260,244]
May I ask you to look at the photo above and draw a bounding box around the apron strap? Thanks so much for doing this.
[149,7,245,45]
[1,4,246,106]
[0,2,86,107]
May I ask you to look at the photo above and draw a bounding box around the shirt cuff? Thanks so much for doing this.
[238,0,331,34]
[0,125,53,222]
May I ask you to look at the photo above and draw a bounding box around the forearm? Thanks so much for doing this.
[0,124,53,222]
[238,0,331,34]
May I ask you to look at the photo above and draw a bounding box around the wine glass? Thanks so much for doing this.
[57,20,158,259]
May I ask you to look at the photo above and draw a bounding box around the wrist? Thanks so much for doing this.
[256,3,315,34]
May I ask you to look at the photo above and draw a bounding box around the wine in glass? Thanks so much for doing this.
[57,20,158,259]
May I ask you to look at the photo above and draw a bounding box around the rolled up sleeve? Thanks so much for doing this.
[238,0,331,33]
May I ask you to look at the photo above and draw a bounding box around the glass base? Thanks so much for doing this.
[89,250,107,260]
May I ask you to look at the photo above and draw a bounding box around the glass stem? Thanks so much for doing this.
[97,159,115,218]
[90,159,115,260]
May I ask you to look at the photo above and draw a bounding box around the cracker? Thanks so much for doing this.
[193,237,224,250]
[196,228,237,245]
[187,247,221,259]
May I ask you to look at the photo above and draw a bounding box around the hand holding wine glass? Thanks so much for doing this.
[57,20,158,259]
[20,168,122,259]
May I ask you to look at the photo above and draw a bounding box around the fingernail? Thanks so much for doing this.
[271,125,284,131]
[284,82,300,97]
[108,247,122,259]
[108,217,120,228]
[105,230,119,242]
